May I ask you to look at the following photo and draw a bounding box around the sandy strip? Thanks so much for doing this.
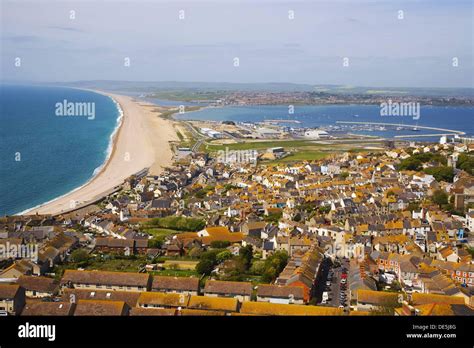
[23,91,177,215]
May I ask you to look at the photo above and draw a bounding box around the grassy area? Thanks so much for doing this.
[142,216,206,232]
[206,139,319,152]
[151,269,199,277]
[163,260,198,270]
[141,228,181,240]
[54,256,148,277]
[85,258,146,272]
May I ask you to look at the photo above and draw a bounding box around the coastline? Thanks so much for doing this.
[21,90,177,216]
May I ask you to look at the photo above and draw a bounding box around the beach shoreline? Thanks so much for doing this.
[21,90,177,216]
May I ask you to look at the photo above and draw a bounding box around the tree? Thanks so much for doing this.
[70,249,90,264]
[398,157,422,171]
[260,251,289,283]
[262,266,277,283]
[424,166,454,183]
[249,260,266,275]
[432,190,448,207]
[399,153,447,171]
[195,249,222,275]
[458,154,474,174]
[196,259,214,275]
[239,245,253,270]
[148,238,162,249]
[216,250,232,263]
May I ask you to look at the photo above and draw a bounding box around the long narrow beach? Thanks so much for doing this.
[23,91,177,215]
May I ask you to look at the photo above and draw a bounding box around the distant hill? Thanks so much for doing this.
[4,80,474,97]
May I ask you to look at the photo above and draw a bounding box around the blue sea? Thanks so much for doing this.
[175,104,474,139]
[0,85,121,216]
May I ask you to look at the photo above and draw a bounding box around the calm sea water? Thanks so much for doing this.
[175,104,474,139]
[0,85,120,216]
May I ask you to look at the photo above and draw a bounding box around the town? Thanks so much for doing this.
[1,132,474,317]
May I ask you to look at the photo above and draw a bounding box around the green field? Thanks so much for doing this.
[206,139,320,152]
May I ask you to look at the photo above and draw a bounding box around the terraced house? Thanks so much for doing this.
[256,284,305,304]
[60,270,151,292]
[151,276,200,296]
[203,280,253,302]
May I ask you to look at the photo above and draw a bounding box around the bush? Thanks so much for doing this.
[188,247,203,258]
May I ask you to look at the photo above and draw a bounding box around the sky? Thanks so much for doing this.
[1,0,473,88]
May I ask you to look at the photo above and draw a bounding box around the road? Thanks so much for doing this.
[315,258,350,311]
[311,258,331,303]
[182,121,206,152]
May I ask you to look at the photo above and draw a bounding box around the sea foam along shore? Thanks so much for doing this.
[18,91,124,215]
[20,90,177,216]
[93,96,124,176]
